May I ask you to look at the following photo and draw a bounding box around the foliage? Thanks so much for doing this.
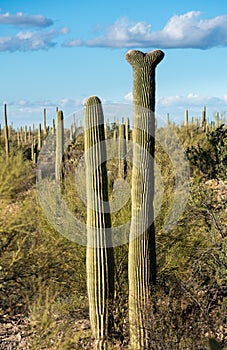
[0,122,226,349]
[0,150,34,201]
[186,125,227,180]
[0,149,87,319]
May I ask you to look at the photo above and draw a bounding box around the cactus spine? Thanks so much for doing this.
[126,50,164,350]
[55,110,64,182]
[84,96,114,349]
[3,103,9,158]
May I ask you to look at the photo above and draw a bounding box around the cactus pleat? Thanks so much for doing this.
[126,50,164,350]
[84,96,114,349]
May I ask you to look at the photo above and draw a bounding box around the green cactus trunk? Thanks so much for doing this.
[202,106,207,130]
[3,103,9,158]
[43,108,47,136]
[52,118,55,135]
[215,112,220,128]
[37,123,42,152]
[84,96,114,350]
[55,110,64,182]
[167,113,171,127]
[125,117,130,143]
[118,123,127,179]
[126,50,164,350]
[185,109,189,127]
[17,131,20,146]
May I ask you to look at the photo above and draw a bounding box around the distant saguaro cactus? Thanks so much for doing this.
[51,118,55,135]
[3,103,9,158]
[84,96,114,350]
[202,106,207,130]
[55,110,64,182]
[167,112,171,127]
[118,123,127,179]
[215,112,220,128]
[125,117,130,142]
[126,49,164,349]
[43,108,47,136]
[185,109,189,127]
[37,123,42,152]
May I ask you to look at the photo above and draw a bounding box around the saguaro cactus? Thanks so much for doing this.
[37,123,42,152]
[125,117,130,142]
[202,106,207,130]
[3,103,9,158]
[118,123,127,179]
[55,110,64,182]
[126,50,164,349]
[84,96,114,349]
[43,108,47,136]
[185,109,189,127]
[51,118,55,135]
[215,112,220,128]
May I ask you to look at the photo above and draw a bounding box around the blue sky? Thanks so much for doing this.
[1,0,227,127]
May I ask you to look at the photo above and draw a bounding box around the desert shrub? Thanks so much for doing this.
[0,150,34,201]
[0,149,87,318]
[186,124,227,180]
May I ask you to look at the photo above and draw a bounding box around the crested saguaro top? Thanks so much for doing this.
[125,50,165,111]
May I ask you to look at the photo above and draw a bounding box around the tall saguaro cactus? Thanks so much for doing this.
[43,108,47,136]
[126,50,164,349]
[55,110,64,182]
[185,109,189,127]
[118,123,127,179]
[84,96,114,349]
[3,103,9,158]
[37,123,42,152]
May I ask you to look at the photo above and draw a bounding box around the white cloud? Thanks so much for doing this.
[2,93,227,128]
[62,39,82,47]
[0,97,84,127]
[158,93,226,107]
[123,91,227,122]
[124,92,133,101]
[60,27,70,35]
[0,11,53,27]
[64,12,227,49]
[0,28,69,52]
[0,11,70,52]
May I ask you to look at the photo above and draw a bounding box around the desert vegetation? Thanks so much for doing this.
[0,52,226,349]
